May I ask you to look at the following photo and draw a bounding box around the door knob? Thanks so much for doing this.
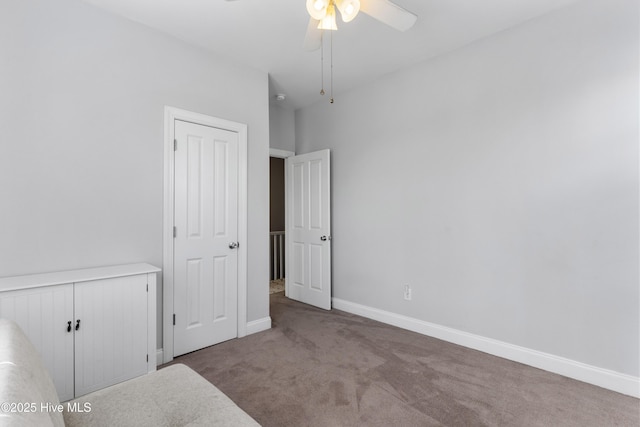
[320,235,331,241]
[229,242,239,249]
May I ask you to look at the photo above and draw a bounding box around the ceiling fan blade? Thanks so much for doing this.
[360,0,417,32]
[303,18,323,51]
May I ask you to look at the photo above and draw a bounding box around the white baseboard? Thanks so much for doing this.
[246,316,272,335]
[155,317,271,366]
[332,298,639,398]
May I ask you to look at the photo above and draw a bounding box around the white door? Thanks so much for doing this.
[0,284,75,401]
[173,119,239,356]
[74,275,148,397]
[286,149,331,310]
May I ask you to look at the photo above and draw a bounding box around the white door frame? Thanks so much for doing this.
[269,148,294,298]
[163,106,248,364]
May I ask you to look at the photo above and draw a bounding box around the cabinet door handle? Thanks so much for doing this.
[75,319,81,331]
[67,321,72,333]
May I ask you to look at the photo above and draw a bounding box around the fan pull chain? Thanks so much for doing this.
[320,31,325,96]
[330,29,334,104]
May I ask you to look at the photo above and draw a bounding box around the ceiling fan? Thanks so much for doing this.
[303,0,417,51]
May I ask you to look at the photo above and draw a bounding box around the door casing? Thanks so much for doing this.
[269,148,295,297]
[162,106,248,364]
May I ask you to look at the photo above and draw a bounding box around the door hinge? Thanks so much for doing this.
[146,283,148,292]
[173,314,176,326]
[146,354,148,362]
[174,139,177,151]
[173,226,176,238]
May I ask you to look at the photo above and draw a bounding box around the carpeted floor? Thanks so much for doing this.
[269,279,285,294]
[167,293,639,426]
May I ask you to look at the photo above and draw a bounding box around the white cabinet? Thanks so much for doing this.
[0,284,75,400]
[73,274,150,397]
[0,263,160,401]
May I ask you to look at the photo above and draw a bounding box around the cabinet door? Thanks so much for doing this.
[74,274,148,397]
[0,284,75,401]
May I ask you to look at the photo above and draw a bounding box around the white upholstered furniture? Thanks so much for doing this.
[0,318,260,426]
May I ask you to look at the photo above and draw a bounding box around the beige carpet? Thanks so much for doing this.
[269,278,285,294]
[168,293,639,427]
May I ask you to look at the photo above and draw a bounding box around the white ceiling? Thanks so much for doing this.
[80,0,580,110]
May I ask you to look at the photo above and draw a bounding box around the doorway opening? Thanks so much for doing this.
[269,148,333,310]
[268,149,294,296]
[269,156,286,294]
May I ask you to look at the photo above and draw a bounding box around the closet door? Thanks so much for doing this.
[0,284,75,401]
[74,274,148,397]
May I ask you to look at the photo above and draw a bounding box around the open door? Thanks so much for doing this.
[286,149,331,310]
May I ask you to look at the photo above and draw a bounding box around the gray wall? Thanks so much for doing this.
[295,0,639,377]
[269,103,296,152]
[0,0,270,347]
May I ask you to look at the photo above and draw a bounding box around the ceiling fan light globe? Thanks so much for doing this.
[317,3,338,30]
[336,0,360,23]
[313,0,325,10]
[306,0,330,20]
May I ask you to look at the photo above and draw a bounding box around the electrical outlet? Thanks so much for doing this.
[403,285,412,301]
